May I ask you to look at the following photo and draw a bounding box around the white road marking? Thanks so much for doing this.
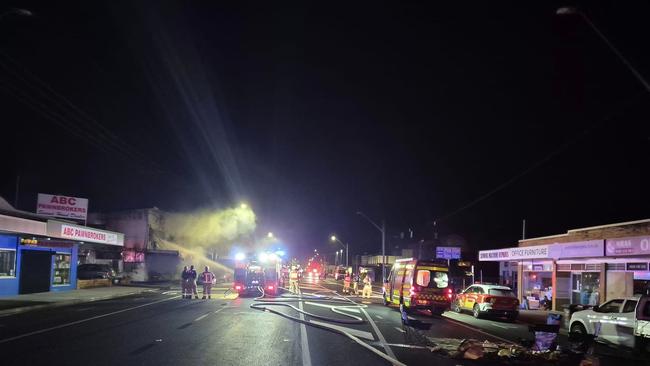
[297,290,312,366]
[375,315,383,319]
[309,320,375,341]
[194,313,210,322]
[394,327,406,333]
[360,307,398,359]
[0,295,180,344]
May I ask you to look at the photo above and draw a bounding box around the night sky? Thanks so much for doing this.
[2,1,649,260]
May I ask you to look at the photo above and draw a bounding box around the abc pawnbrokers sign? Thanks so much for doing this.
[36,193,88,221]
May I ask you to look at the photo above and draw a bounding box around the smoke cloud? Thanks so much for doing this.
[164,205,257,250]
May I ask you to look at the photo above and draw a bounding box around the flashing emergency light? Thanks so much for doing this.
[235,253,246,261]
[259,252,269,263]
[275,250,285,257]
[268,253,279,262]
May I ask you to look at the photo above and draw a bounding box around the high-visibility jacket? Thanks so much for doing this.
[202,271,215,284]
[290,271,299,280]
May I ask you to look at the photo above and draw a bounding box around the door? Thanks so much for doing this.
[463,286,481,309]
[19,250,53,294]
[613,299,638,347]
[595,299,624,344]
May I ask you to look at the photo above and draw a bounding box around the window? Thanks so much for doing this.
[489,288,516,297]
[415,270,449,288]
[598,299,624,313]
[0,249,16,277]
[622,300,638,313]
[52,254,71,285]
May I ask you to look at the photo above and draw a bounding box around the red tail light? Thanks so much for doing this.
[235,285,242,291]
[447,288,452,294]
[409,285,419,297]
[267,285,274,290]
[447,293,453,299]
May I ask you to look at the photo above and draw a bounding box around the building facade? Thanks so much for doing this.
[479,219,650,311]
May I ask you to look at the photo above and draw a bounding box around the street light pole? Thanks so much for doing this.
[356,212,386,284]
[557,7,650,94]
[330,236,349,267]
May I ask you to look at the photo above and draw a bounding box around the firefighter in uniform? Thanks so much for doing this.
[289,266,299,293]
[188,265,199,299]
[343,270,351,295]
[362,272,372,299]
[201,266,216,299]
[181,266,190,299]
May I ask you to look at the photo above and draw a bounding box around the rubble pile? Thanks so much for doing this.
[425,337,570,364]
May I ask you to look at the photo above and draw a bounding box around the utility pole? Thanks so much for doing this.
[522,219,526,240]
[381,220,386,283]
[14,175,19,209]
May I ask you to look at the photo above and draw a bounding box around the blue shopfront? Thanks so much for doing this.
[0,233,79,295]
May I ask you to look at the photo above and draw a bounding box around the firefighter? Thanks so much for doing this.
[181,266,190,299]
[289,266,299,293]
[201,266,216,299]
[343,270,351,295]
[352,272,360,296]
[362,272,372,299]
[188,265,199,299]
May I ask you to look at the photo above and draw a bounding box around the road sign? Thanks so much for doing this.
[436,246,461,260]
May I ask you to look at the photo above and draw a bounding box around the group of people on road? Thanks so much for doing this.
[181,265,216,299]
[342,270,372,298]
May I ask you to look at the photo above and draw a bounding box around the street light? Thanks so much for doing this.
[240,203,248,209]
[330,235,349,267]
[557,6,650,93]
[356,211,386,284]
[267,232,274,238]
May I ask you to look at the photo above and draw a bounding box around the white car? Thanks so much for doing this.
[569,296,641,348]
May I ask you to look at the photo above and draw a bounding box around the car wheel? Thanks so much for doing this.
[473,304,482,319]
[570,322,587,335]
[452,301,462,313]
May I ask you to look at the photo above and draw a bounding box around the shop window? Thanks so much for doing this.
[53,254,71,285]
[0,249,16,277]
[572,272,600,305]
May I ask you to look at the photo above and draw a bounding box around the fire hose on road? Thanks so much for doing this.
[249,286,406,366]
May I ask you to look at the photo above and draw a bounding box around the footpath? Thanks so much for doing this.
[0,286,159,317]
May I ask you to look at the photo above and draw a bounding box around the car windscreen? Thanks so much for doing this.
[488,289,516,297]
[415,270,448,289]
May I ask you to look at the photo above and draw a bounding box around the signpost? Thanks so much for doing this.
[36,193,89,223]
[436,246,461,260]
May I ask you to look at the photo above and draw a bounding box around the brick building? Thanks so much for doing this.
[479,219,650,311]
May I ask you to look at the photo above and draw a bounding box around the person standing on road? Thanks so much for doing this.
[362,273,372,299]
[188,265,199,299]
[181,266,190,299]
[201,266,216,299]
[289,266,299,293]
[343,271,351,295]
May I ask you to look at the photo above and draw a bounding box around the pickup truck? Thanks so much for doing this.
[569,294,650,351]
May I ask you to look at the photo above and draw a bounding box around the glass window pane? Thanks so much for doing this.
[53,254,71,285]
[416,270,430,287]
[622,300,637,313]
[433,272,449,288]
[0,250,17,277]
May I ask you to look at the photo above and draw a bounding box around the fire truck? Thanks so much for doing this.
[305,256,326,279]
[233,252,281,296]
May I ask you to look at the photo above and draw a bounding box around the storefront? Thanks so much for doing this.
[0,211,124,296]
[480,240,606,311]
[480,219,650,311]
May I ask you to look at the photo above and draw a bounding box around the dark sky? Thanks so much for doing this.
[1,1,649,260]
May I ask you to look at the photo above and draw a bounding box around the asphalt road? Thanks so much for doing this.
[0,279,641,366]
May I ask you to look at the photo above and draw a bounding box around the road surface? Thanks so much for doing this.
[0,278,635,365]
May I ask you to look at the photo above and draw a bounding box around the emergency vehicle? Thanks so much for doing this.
[233,253,281,296]
[382,258,453,315]
[305,257,325,279]
[453,283,519,320]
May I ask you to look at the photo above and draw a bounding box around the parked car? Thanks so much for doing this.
[569,295,650,350]
[452,284,519,320]
[77,264,118,283]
